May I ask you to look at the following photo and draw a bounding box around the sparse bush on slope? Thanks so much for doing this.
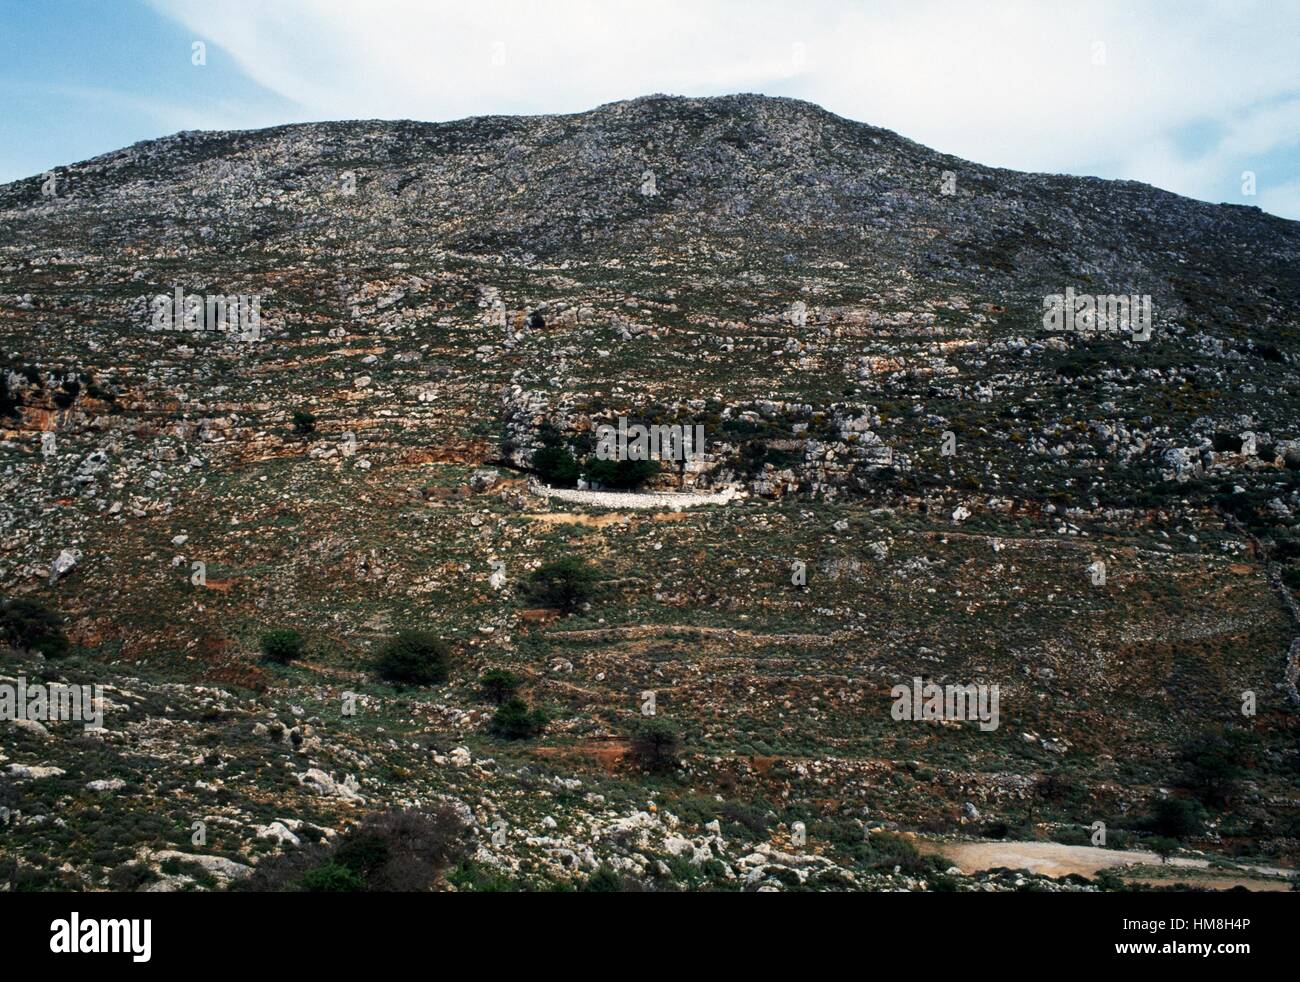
[374,630,451,685]
[0,597,69,658]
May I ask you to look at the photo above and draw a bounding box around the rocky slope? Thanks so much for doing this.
[0,94,1297,892]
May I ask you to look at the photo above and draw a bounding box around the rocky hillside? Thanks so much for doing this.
[1,94,1297,893]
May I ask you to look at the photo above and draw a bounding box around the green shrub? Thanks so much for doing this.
[719,801,771,838]
[107,863,159,891]
[1179,730,1250,807]
[531,425,580,487]
[0,374,20,418]
[334,832,390,877]
[533,445,580,487]
[628,719,681,773]
[1212,432,1244,454]
[1148,796,1205,840]
[489,697,547,740]
[864,831,932,875]
[374,630,451,686]
[0,597,69,658]
[158,857,218,889]
[584,457,659,490]
[447,860,519,893]
[291,410,317,435]
[1147,836,1179,863]
[581,866,644,892]
[259,628,304,664]
[522,557,598,615]
[300,862,363,892]
[479,668,522,705]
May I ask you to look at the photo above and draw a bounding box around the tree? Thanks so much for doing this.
[1179,730,1249,808]
[1148,836,1179,864]
[584,457,659,490]
[259,628,304,664]
[479,668,522,705]
[489,697,547,740]
[522,557,598,615]
[628,719,681,774]
[533,445,580,487]
[1149,796,1204,840]
[292,410,317,435]
[532,425,580,487]
[0,597,69,658]
[374,630,451,686]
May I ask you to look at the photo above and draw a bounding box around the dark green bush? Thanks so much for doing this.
[0,374,19,418]
[533,445,580,487]
[1148,796,1206,840]
[1147,836,1179,862]
[489,697,547,740]
[581,865,645,892]
[53,385,77,409]
[1179,730,1251,807]
[291,410,317,435]
[584,457,659,490]
[1212,432,1244,453]
[374,630,451,686]
[531,425,580,486]
[521,557,598,615]
[259,628,304,664]
[719,801,771,838]
[300,863,363,892]
[334,832,390,877]
[107,863,159,891]
[0,597,69,658]
[628,719,681,773]
[479,668,522,705]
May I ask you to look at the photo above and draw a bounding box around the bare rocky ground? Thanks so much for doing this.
[0,94,1298,892]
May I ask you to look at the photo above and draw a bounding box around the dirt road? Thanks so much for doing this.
[922,839,1293,889]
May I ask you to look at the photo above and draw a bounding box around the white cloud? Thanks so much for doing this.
[149,0,1300,216]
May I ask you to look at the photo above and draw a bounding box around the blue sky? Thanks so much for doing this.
[3,0,1298,219]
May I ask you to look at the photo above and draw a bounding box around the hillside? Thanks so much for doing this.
[1,94,1297,893]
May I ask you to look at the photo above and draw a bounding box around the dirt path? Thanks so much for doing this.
[923,839,1293,888]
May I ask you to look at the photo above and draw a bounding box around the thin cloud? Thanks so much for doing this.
[145,0,1300,217]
